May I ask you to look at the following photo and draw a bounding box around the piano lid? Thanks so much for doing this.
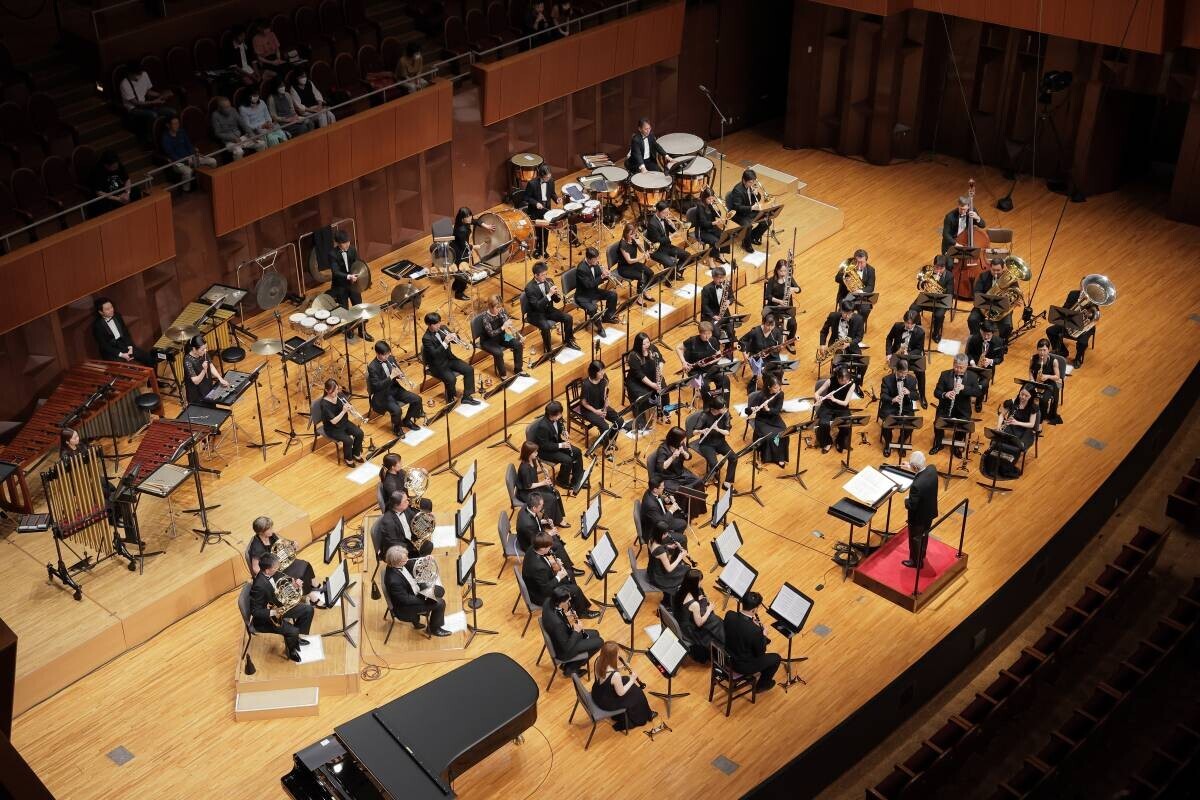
[335,653,538,798]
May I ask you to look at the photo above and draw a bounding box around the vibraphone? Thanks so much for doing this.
[155,300,236,382]
[124,418,212,491]
[0,360,158,514]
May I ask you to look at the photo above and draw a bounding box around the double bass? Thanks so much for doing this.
[952,178,990,300]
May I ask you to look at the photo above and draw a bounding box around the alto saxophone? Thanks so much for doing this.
[816,337,850,364]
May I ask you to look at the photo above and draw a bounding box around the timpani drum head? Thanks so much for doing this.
[658,132,705,157]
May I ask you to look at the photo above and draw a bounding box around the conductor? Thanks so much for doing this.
[902,451,938,569]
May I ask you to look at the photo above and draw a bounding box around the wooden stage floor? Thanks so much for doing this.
[7,128,1200,799]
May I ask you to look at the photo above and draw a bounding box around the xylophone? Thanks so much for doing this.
[0,360,158,514]
[124,418,213,488]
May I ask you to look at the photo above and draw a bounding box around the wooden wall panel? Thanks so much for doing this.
[1185,0,1200,48]
[612,17,639,70]
[498,54,543,121]
[1007,0,1039,31]
[350,108,396,179]
[539,43,581,105]
[280,134,330,207]
[326,124,354,188]
[575,26,618,88]
[0,251,48,328]
[41,228,104,308]
[154,192,175,259]
[231,153,282,229]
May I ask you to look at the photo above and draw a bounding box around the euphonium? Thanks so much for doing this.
[839,257,863,293]
[917,263,942,293]
[984,255,1032,321]
[1064,274,1116,337]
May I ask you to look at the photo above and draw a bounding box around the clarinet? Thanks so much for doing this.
[618,655,647,688]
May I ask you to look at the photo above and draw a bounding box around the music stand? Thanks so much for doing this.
[830,414,870,478]
[644,266,675,346]
[709,519,742,575]
[319,560,359,648]
[615,291,641,348]
[776,419,815,488]
[458,538,498,646]
[646,626,690,717]
[585,530,617,616]
[767,582,813,691]
[571,457,594,500]
[323,516,345,565]
[533,342,567,399]
[826,497,876,578]
[185,432,231,551]
[733,432,773,507]
[977,427,1023,501]
[967,364,994,405]
[935,416,974,488]
[613,574,647,655]
[485,373,521,452]
[241,362,279,460]
[973,292,1011,325]
[715,553,757,612]
[709,483,733,530]
[428,398,461,477]
[915,291,954,339]
[457,459,477,504]
[752,203,785,248]
[882,415,924,462]
[584,423,621,500]
[1048,304,1089,336]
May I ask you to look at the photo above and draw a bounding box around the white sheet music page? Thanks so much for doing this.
[650,627,687,672]
[616,575,643,618]
[591,534,616,575]
[719,557,754,598]
[714,522,742,564]
[880,466,915,492]
[771,585,812,630]
[842,465,894,506]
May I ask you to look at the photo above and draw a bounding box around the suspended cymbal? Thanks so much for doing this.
[251,338,284,356]
[350,302,382,320]
[166,325,201,343]
[390,282,423,307]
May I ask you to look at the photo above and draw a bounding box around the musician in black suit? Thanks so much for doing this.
[967,259,1014,340]
[930,354,980,456]
[879,359,919,457]
[522,532,598,616]
[514,494,576,571]
[526,401,583,490]
[645,200,687,272]
[902,451,938,569]
[383,546,449,637]
[329,230,371,341]
[819,299,865,358]
[250,553,315,662]
[885,310,928,407]
[625,117,676,174]
[834,249,876,326]
[700,266,735,342]
[695,188,726,262]
[910,257,954,342]
[677,321,730,400]
[965,321,1006,412]
[525,261,579,352]
[640,478,687,545]
[92,297,155,366]
[183,335,228,406]
[379,489,432,559]
[941,195,986,254]
[572,247,618,326]
[367,341,422,435]
[1046,287,1096,369]
[541,585,603,674]
[722,591,780,691]
[726,169,768,252]
[524,163,558,258]
[422,311,479,405]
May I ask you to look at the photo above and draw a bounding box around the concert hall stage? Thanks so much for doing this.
[853,526,968,613]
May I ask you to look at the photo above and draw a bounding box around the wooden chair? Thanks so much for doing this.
[569,673,627,749]
[708,641,757,716]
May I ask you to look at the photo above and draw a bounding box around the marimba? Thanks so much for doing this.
[124,418,212,487]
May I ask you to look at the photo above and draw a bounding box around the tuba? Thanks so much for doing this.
[839,257,863,293]
[271,538,298,571]
[984,255,1031,321]
[1065,274,1116,337]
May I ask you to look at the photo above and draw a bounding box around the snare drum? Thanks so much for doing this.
[288,312,306,332]
[580,199,601,223]
[631,172,673,209]
[591,165,629,205]
[312,308,331,321]
[674,155,714,197]
[510,153,543,187]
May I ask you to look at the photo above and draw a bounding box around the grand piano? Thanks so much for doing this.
[283,653,539,799]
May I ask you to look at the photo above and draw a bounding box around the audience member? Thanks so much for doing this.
[267,79,314,137]
[160,116,217,190]
[288,72,335,128]
[211,96,264,160]
[88,150,143,214]
[396,42,428,93]
[225,28,260,86]
[119,65,177,144]
[238,91,288,146]
[251,22,287,73]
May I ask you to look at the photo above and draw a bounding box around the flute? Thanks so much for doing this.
[817,379,856,408]
[747,389,783,419]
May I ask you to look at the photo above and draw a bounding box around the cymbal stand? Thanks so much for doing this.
[272,317,306,454]
[244,363,279,460]
[184,435,231,551]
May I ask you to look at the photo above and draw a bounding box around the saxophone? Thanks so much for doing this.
[816,337,850,365]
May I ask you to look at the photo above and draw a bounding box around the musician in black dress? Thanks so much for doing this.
[967,259,1014,340]
[747,372,788,466]
[422,311,479,405]
[616,223,656,300]
[378,453,407,506]
[834,249,877,326]
[524,532,598,616]
[591,641,656,730]
[92,297,155,366]
[695,188,726,262]
[250,553,315,662]
[982,385,1038,480]
[1029,338,1064,425]
[902,451,938,569]
[723,590,780,691]
[526,401,583,490]
[379,489,432,559]
[626,332,663,432]
[739,313,783,394]
[645,200,688,275]
[726,169,768,252]
[573,247,619,326]
[941,195,986,253]
[517,441,567,526]
[525,261,579,352]
[690,395,737,486]
[479,294,527,380]
[648,526,691,600]
[885,310,928,408]
[367,340,422,435]
[450,207,495,300]
[577,360,625,434]
[248,516,322,602]
[1047,287,1096,369]
[640,478,687,545]
[910,257,954,343]
[319,378,364,466]
[673,568,725,663]
[625,117,676,174]
[763,259,801,343]
[815,366,854,454]
[541,584,603,675]
[650,426,707,519]
[819,299,865,359]
[930,354,980,456]
[676,321,730,400]
[329,231,371,341]
[524,163,558,259]
[966,321,1006,412]
[183,335,228,406]
[383,546,450,637]
[58,428,83,459]
[879,359,919,457]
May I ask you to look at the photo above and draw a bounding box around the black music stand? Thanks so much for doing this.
[977,427,1024,501]
[645,265,675,346]
[270,314,304,453]
[753,203,785,248]
[973,292,1011,326]
[396,285,428,362]
[110,466,164,575]
[533,342,567,399]
[485,373,521,453]
[584,531,617,618]
[646,627,689,718]
[242,362,279,460]
[731,433,772,507]
[935,416,974,488]
[776,419,815,488]
[613,574,647,655]
[184,433,231,551]
[615,291,642,348]
[429,398,462,477]
[766,583,813,692]
[914,291,954,342]
[830,414,870,478]
[849,291,879,331]
[882,415,924,462]
[826,497,877,578]
[458,540,498,647]
[584,423,621,499]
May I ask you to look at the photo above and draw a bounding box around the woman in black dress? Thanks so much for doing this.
[616,223,655,303]
[648,526,692,599]
[59,427,82,459]
[983,385,1039,479]
[247,515,323,604]
[319,378,365,466]
[379,454,406,506]
[626,332,663,432]
[748,372,789,466]
[762,258,801,345]
[650,426,707,518]
[578,360,625,439]
[591,641,656,731]
[448,207,496,301]
[183,335,228,406]
[814,366,854,454]
[1029,338,1064,424]
[517,441,567,526]
[673,568,725,662]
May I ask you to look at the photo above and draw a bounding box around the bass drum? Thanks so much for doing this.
[476,207,535,268]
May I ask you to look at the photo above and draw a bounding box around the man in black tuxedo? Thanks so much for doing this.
[524,261,579,352]
[515,494,577,571]
[367,341,422,435]
[378,489,432,559]
[645,200,687,273]
[526,401,583,490]
[967,259,1014,340]
[909,257,954,342]
[722,590,780,691]
[725,169,768,252]
[572,247,618,328]
[522,532,598,616]
[540,585,603,674]
[819,299,865,356]
[902,451,938,569]
[700,266,735,343]
[941,195,986,253]
[639,477,687,545]
[250,553,315,662]
[524,163,558,258]
[1046,287,1096,369]
[879,359,919,457]
[383,545,450,637]
[930,354,980,456]
[885,310,928,407]
[625,117,676,174]
[92,297,155,366]
[695,188,727,262]
[329,231,372,341]
[421,311,479,404]
[965,321,1007,412]
[835,248,877,326]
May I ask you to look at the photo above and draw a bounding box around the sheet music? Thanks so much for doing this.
[433,525,457,549]
[583,496,601,535]
[590,533,616,576]
[615,575,644,619]
[454,400,489,418]
[324,517,344,563]
[345,461,378,484]
[510,375,538,393]
[649,627,688,674]
[324,561,348,605]
[937,338,962,356]
[770,584,813,630]
[719,556,755,598]
[713,521,742,565]
[880,465,915,491]
[457,540,477,583]
[782,398,813,413]
[458,460,477,500]
[842,465,894,506]
[711,484,732,527]
[456,494,476,537]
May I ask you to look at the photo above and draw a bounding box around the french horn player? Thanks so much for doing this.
[248,515,324,605]
[383,546,451,637]
[379,488,435,559]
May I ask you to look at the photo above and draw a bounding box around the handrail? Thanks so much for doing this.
[471,0,643,60]
[0,175,155,247]
[912,497,970,597]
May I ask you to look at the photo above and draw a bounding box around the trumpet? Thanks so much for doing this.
[440,327,471,349]
[338,392,367,423]
[618,655,647,688]
[385,356,415,389]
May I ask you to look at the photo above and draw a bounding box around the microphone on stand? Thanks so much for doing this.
[699,84,710,94]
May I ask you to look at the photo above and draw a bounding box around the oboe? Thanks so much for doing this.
[618,655,647,688]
